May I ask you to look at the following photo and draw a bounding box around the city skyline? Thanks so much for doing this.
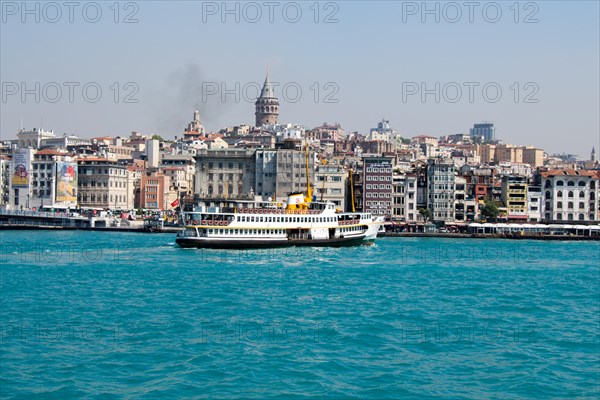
[1,1,599,157]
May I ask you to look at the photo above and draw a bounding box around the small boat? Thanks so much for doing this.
[176,192,384,249]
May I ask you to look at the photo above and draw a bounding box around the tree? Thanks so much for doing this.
[418,208,432,223]
[151,134,164,141]
[480,200,500,222]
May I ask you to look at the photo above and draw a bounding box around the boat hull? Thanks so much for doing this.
[175,235,375,249]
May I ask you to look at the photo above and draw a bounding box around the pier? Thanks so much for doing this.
[0,210,181,233]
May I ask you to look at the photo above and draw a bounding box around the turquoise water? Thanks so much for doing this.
[1,231,598,399]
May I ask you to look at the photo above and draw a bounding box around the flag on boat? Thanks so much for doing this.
[171,198,180,207]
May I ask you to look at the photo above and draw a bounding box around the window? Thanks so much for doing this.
[567,180,575,187]
[579,192,585,198]
[556,180,564,186]
[568,191,574,198]
[557,191,563,198]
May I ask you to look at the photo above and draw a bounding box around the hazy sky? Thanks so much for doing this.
[1,1,599,157]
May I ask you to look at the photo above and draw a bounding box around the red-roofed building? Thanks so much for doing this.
[540,169,599,223]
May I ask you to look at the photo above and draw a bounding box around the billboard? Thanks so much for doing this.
[56,162,77,203]
[11,149,30,188]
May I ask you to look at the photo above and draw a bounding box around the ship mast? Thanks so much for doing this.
[304,139,313,203]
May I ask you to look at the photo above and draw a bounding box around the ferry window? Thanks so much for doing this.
[251,217,255,222]
[234,229,239,234]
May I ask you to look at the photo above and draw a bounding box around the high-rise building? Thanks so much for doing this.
[470,122,495,142]
[255,74,279,127]
[363,157,393,217]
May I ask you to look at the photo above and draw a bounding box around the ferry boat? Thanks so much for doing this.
[176,192,385,249]
[176,144,385,248]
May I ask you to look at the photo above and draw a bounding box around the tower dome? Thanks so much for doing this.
[255,73,279,127]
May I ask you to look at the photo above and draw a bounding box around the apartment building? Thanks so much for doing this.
[540,169,599,223]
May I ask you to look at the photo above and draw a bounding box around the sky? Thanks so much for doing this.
[1,0,599,158]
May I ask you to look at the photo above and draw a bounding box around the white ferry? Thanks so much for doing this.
[176,192,385,249]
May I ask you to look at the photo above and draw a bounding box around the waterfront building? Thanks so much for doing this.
[255,74,279,127]
[77,157,131,210]
[7,148,35,209]
[315,164,346,210]
[501,176,528,222]
[540,169,600,223]
[161,154,196,199]
[255,148,315,201]
[0,156,11,207]
[527,185,542,222]
[140,171,174,210]
[454,176,467,223]
[194,148,256,199]
[426,158,456,223]
[392,172,418,222]
[363,157,393,217]
[28,149,78,210]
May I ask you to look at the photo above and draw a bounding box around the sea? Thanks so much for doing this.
[1,230,599,399]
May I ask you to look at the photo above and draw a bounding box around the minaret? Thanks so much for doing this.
[592,147,597,162]
[255,73,279,127]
